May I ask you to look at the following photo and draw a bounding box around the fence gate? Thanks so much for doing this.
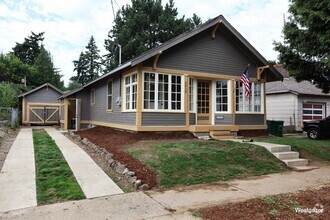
[29,106,60,124]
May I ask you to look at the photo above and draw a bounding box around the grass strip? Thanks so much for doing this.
[126,140,288,188]
[33,129,85,205]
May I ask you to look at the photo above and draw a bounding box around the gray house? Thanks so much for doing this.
[19,83,63,125]
[60,15,282,138]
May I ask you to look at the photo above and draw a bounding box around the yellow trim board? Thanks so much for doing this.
[89,120,138,131]
[26,102,61,106]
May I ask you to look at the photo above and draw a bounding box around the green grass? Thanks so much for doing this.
[255,137,330,161]
[33,129,85,205]
[125,141,288,188]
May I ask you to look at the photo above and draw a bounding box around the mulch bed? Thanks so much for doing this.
[199,185,330,220]
[75,126,194,188]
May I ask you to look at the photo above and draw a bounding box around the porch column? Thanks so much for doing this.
[136,65,143,129]
[184,74,189,128]
[64,98,69,130]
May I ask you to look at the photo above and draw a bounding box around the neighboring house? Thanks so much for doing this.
[266,65,330,132]
[19,83,63,125]
[59,15,282,137]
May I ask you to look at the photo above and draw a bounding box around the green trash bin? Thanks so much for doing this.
[267,120,284,137]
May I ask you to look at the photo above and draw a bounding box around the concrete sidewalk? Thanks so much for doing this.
[149,166,330,212]
[0,128,37,212]
[2,166,329,219]
[45,128,123,198]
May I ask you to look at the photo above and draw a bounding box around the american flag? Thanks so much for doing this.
[240,65,251,97]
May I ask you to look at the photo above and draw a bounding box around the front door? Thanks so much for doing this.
[197,80,211,125]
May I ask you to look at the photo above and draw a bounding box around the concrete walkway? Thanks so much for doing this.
[45,128,123,198]
[0,128,37,212]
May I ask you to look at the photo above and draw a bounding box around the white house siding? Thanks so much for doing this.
[266,93,299,131]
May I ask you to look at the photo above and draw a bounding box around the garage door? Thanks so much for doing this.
[302,103,325,121]
[29,106,60,124]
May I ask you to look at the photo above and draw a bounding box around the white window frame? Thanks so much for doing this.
[106,79,113,112]
[214,80,231,113]
[142,71,184,112]
[122,72,137,112]
[189,77,197,113]
[235,81,264,113]
[302,103,325,121]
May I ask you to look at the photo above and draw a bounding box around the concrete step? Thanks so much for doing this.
[282,158,308,167]
[273,151,299,160]
[212,135,237,140]
[210,130,231,136]
[254,142,291,153]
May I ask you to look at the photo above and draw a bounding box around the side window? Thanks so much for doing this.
[90,89,95,105]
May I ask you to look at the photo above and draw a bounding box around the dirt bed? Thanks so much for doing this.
[75,126,194,188]
[199,185,330,220]
[0,127,18,170]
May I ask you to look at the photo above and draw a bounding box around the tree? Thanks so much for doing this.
[0,83,19,108]
[274,0,330,93]
[12,32,45,65]
[66,80,82,91]
[71,36,102,85]
[33,46,64,89]
[0,53,35,85]
[104,0,201,72]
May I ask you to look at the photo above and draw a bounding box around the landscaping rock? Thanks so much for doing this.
[75,135,82,141]
[128,176,137,184]
[125,171,135,177]
[139,184,149,191]
[115,163,126,174]
[81,138,89,145]
[107,159,114,165]
[134,179,142,189]
[105,153,113,161]
[122,168,129,174]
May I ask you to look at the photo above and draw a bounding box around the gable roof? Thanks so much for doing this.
[18,83,63,98]
[61,14,282,98]
[266,66,330,97]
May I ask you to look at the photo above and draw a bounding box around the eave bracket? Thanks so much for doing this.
[257,65,269,80]
[211,21,222,39]
[152,51,162,70]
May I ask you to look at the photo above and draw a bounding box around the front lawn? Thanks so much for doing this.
[125,140,288,188]
[33,129,85,205]
[255,137,330,162]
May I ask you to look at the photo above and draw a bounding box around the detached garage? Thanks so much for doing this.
[19,83,63,125]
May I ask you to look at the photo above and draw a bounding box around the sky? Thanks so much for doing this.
[0,0,289,86]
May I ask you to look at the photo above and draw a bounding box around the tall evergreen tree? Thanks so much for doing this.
[33,46,64,89]
[104,0,201,72]
[274,0,330,93]
[71,36,102,85]
[12,32,45,65]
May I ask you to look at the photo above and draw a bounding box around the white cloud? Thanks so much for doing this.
[0,0,289,86]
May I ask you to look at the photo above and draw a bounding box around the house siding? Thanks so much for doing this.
[147,28,257,78]
[235,114,264,125]
[266,93,298,131]
[214,114,232,125]
[89,73,136,125]
[142,113,186,126]
[189,113,196,125]
[76,90,90,121]
[25,87,62,104]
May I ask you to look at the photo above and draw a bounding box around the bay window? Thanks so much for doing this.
[143,72,183,111]
[236,82,263,113]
